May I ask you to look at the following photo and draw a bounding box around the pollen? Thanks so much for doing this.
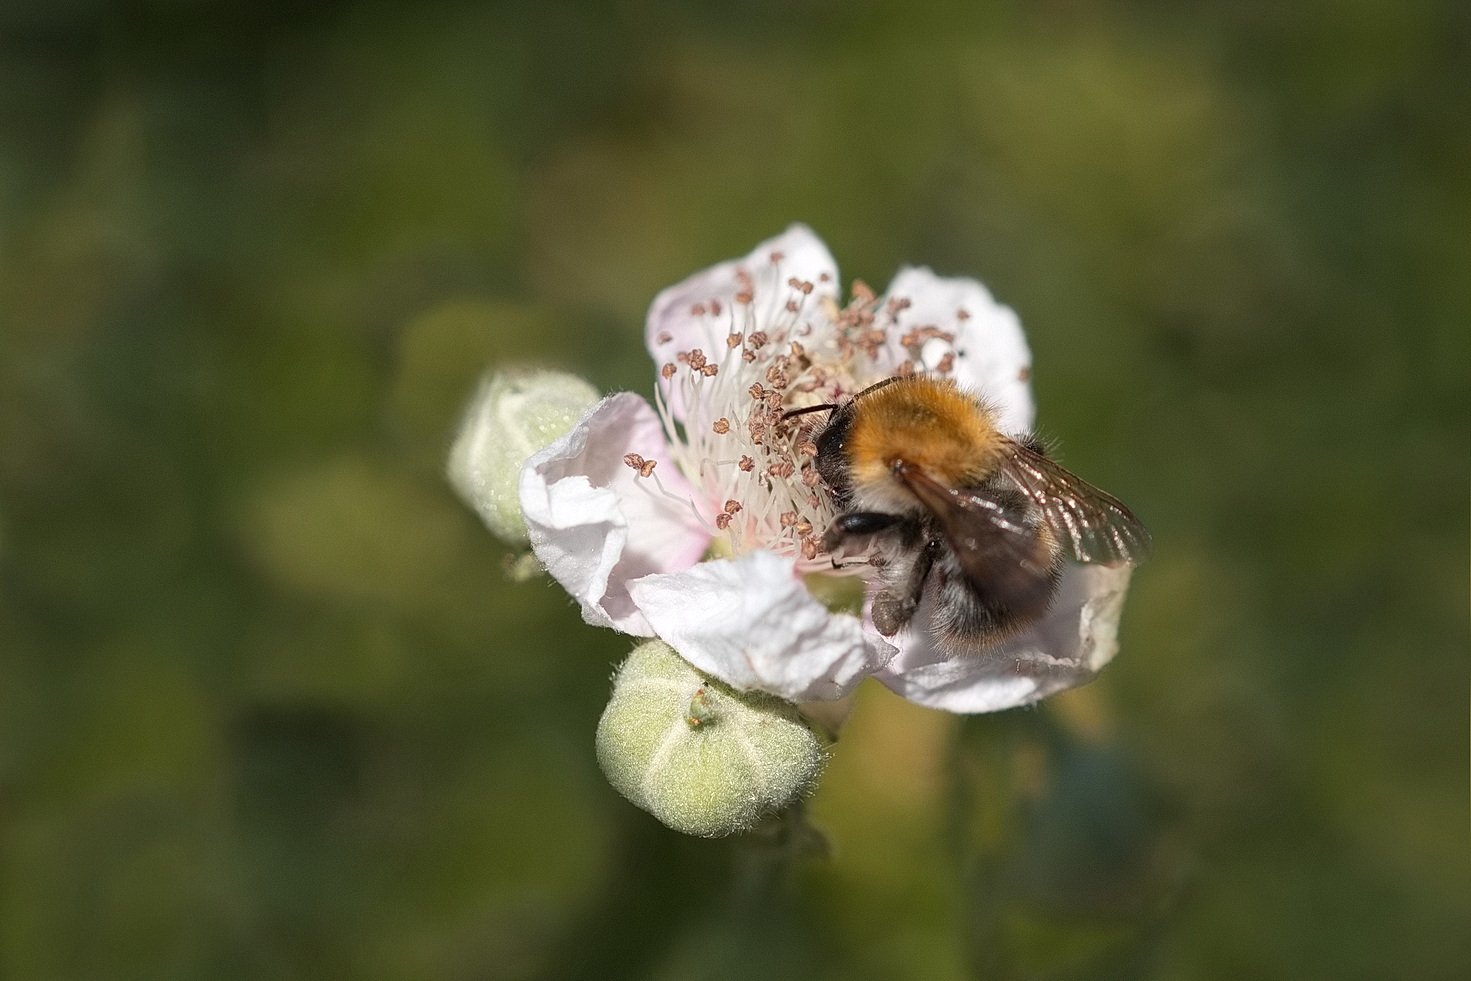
[623,453,658,478]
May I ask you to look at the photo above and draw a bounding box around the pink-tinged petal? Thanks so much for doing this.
[874,564,1132,713]
[646,224,840,423]
[627,551,895,702]
[875,267,1035,436]
[520,393,711,634]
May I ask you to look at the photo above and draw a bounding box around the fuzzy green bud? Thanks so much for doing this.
[447,369,599,543]
[597,641,825,838]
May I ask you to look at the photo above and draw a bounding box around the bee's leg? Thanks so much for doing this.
[871,539,940,636]
[820,511,902,553]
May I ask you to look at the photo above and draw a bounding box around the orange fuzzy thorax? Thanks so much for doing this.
[846,378,1004,511]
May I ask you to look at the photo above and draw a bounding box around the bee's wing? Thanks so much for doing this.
[892,461,1059,614]
[997,439,1152,566]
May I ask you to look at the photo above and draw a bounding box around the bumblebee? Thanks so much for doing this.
[789,377,1151,650]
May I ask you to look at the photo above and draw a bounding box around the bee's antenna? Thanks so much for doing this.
[781,402,837,420]
[782,376,908,421]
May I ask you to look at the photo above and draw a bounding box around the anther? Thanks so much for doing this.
[661,363,676,380]
[726,332,743,349]
[622,453,657,478]
[712,418,731,435]
[739,456,755,472]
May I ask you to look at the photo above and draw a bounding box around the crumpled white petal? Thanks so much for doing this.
[520,393,711,634]
[875,267,1035,436]
[627,550,895,702]
[875,564,1132,713]
[646,224,840,423]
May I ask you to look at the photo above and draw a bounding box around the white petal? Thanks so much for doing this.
[520,393,711,634]
[874,564,1132,713]
[627,551,895,702]
[645,224,840,422]
[875,267,1035,435]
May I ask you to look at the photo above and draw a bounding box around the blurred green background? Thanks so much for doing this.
[1,1,1466,978]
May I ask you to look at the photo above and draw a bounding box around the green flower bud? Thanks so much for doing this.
[597,640,825,838]
[447,369,599,543]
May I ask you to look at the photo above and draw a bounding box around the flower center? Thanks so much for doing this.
[636,252,968,574]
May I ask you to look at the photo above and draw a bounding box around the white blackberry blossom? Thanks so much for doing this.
[520,225,1133,711]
